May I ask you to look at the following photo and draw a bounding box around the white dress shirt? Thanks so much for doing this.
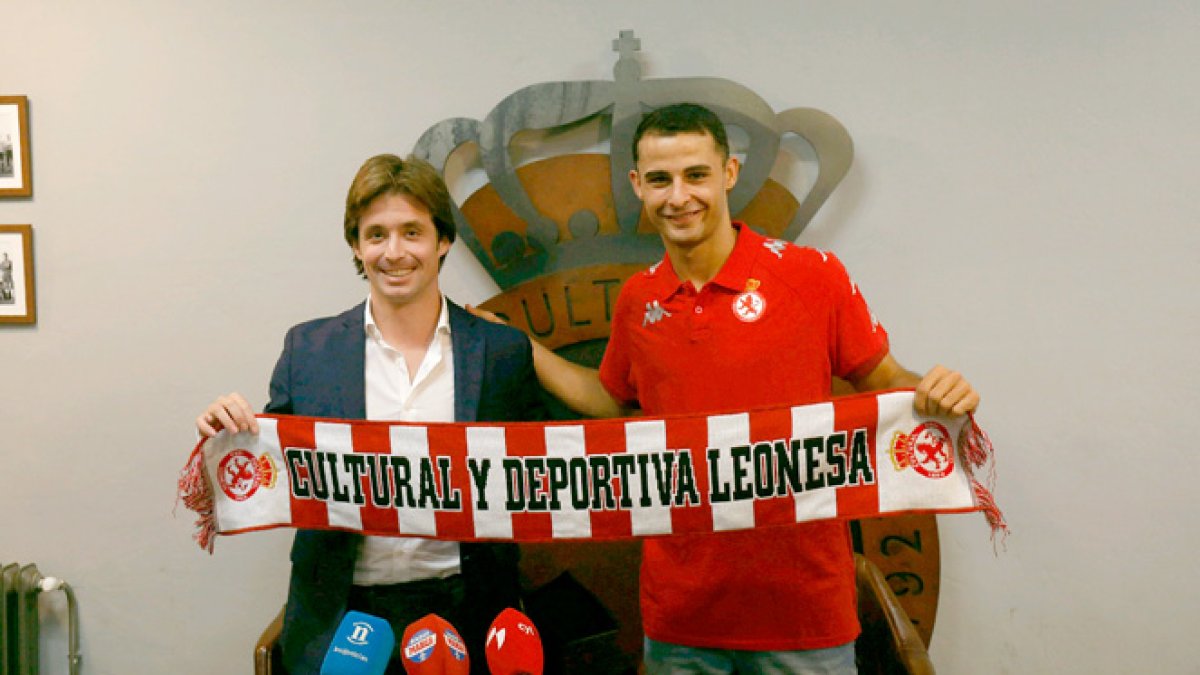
[352,296,462,585]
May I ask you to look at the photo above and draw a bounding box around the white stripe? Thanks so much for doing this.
[255,418,290,527]
[790,403,838,521]
[624,419,673,536]
[467,427,513,539]
[544,426,592,538]
[388,426,437,536]
[708,413,755,531]
[314,422,364,531]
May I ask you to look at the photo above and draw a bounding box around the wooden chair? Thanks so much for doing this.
[253,608,284,675]
[854,553,935,675]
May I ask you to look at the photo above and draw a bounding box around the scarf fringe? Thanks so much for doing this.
[961,415,993,469]
[970,478,1009,546]
[960,414,1009,546]
[176,442,216,553]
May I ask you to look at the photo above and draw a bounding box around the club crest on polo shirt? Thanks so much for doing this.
[732,279,766,322]
[404,629,437,663]
[643,299,672,326]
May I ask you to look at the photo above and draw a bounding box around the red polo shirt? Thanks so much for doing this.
[599,223,889,650]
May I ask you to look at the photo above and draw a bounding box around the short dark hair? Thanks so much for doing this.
[343,154,456,276]
[632,103,730,162]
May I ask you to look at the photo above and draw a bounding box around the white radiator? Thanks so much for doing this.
[0,562,80,675]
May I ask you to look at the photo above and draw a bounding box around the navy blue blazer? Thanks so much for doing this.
[264,300,544,673]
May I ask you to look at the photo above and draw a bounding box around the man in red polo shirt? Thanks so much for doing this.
[478,103,980,674]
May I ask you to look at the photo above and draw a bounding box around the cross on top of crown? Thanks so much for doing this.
[612,30,640,60]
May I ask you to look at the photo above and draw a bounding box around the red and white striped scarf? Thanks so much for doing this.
[177,389,1004,551]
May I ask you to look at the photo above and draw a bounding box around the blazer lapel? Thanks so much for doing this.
[326,303,367,419]
[448,302,482,422]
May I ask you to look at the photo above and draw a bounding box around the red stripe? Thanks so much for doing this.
[666,414,713,535]
[351,423,399,536]
[503,425,553,541]
[749,407,798,528]
[428,425,475,539]
[277,417,330,530]
[586,421,633,538]
[834,396,880,518]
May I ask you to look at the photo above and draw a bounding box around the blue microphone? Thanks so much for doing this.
[320,610,396,675]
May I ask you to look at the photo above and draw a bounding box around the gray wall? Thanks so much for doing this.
[1,2,1196,673]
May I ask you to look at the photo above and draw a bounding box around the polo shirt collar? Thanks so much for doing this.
[709,222,761,292]
[649,222,762,296]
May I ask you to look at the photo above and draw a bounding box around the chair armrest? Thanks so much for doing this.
[254,606,285,675]
[855,554,936,675]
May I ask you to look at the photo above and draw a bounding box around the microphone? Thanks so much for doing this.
[320,610,396,675]
[485,608,544,675]
[400,613,471,675]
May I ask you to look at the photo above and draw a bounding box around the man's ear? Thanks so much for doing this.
[724,156,740,191]
[628,168,644,201]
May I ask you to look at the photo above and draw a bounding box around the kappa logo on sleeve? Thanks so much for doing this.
[763,239,788,259]
[889,422,954,479]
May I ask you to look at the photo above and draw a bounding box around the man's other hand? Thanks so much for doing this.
[914,366,979,418]
[466,304,507,326]
[196,392,259,437]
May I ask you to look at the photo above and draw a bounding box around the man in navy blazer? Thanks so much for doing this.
[198,154,544,674]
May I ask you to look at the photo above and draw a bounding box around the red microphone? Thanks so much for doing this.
[400,613,470,675]
[485,608,544,675]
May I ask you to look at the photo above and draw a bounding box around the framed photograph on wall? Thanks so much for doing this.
[0,96,32,198]
[0,225,36,324]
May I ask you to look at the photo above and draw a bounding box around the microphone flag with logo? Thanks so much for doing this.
[401,613,470,675]
[320,610,395,675]
[485,608,543,675]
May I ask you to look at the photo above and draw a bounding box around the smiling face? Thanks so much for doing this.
[629,130,740,254]
[352,192,450,312]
